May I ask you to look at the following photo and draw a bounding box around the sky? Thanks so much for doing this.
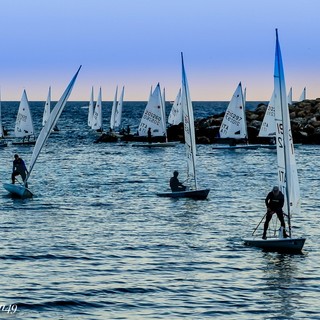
[1,0,320,101]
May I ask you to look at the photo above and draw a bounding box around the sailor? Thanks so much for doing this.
[11,154,28,186]
[262,186,288,239]
[170,171,186,192]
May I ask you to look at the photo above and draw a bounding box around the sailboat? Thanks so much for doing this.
[42,87,59,132]
[287,87,293,105]
[110,85,125,134]
[3,66,81,198]
[156,53,210,200]
[12,90,36,145]
[299,87,306,102]
[91,87,103,132]
[168,88,183,125]
[87,87,94,128]
[0,91,7,147]
[133,83,177,147]
[243,30,306,252]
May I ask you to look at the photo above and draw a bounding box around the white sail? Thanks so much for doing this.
[88,87,94,127]
[26,66,81,183]
[181,53,197,189]
[219,82,247,139]
[91,87,103,131]
[42,87,51,127]
[114,86,125,128]
[299,87,306,101]
[110,86,118,130]
[274,30,300,234]
[138,84,166,137]
[14,90,34,138]
[168,88,182,125]
[287,87,293,105]
[161,87,167,140]
[258,90,276,137]
[0,90,4,138]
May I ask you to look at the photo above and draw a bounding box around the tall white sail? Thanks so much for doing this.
[181,53,197,189]
[42,87,51,126]
[114,86,125,128]
[88,87,94,127]
[287,87,293,105]
[110,86,118,130]
[26,66,81,183]
[299,87,306,101]
[14,90,34,138]
[91,87,102,131]
[161,87,167,140]
[274,30,300,233]
[168,88,182,125]
[219,82,247,139]
[138,84,166,137]
[0,90,4,138]
[258,90,276,137]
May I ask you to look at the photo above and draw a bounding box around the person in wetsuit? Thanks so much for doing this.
[170,171,186,192]
[262,186,288,239]
[11,154,28,185]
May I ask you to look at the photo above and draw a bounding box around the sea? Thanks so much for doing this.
[0,101,319,319]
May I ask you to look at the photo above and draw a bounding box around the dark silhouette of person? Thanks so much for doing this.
[147,127,152,143]
[170,171,186,192]
[12,154,28,186]
[262,186,288,239]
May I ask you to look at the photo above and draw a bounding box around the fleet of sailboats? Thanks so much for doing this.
[243,29,306,252]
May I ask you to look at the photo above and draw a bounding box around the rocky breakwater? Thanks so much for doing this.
[167,99,320,144]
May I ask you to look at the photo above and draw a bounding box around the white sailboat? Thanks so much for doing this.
[258,90,276,138]
[299,87,306,102]
[91,87,103,132]
[0,91,7,147]
[168,88,183,125]
[156,53,210,200]
[42,86,51,126]
[133,83,177,147]
[12,90,36,145]
[110,85,125,132]
[3,66,82,198]
[243,30,306,252]
[87,87,94,128]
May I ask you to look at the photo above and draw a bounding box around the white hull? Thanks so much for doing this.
[3,183,33,198]
[132,142,178,148]
[156,188,210,200]
[243,237,306,253]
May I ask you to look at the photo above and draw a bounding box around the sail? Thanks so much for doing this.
[287,87,293,105]
[161,87,167,139]
[181,53,197,189]
[219,83,247,139]
[14,90,34,138]
[88,87,94,127]
[138,84,166,137]
[258,90,276,137]
[299,87,306,101]
[26,66,81,183]
[91,87,103,131]
[168,88,182,125]
[0,91,4,138]
[110,86,118,130]
[42,87,51,126]
[274,30,300,232]
[114,86,124,128]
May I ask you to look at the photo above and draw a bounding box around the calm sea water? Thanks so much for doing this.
[0,101,319,319]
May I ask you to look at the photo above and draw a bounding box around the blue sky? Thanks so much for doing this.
[1,0,320,101]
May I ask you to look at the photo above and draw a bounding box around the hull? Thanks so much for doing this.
[212,144,275,150]
[243,237,306,253]
[132,142,178,148]
[12,140,36,146]
[156,188,210,200]
[3,183,33,198]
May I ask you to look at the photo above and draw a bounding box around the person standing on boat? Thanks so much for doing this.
[147,127,152,144]
[11,154,28,185]
[170,171,186,192]
[262,186,288,239]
